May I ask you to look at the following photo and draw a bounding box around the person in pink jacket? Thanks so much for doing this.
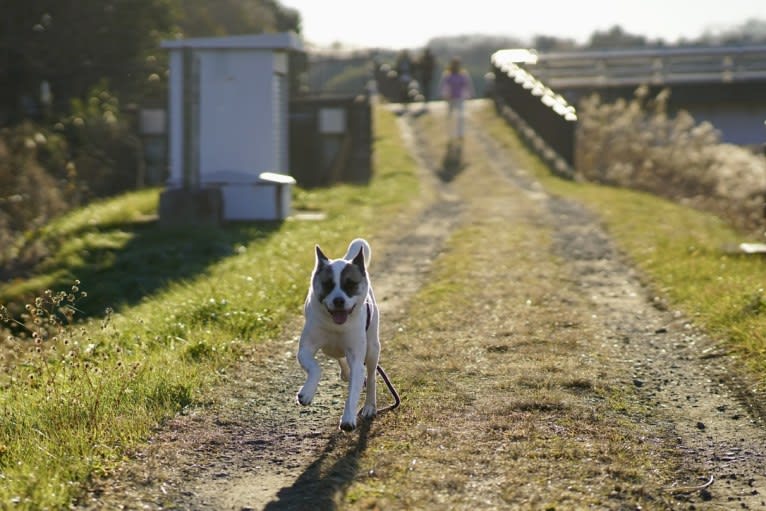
[440,57,475,142]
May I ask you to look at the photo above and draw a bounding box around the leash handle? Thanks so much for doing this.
[376,364,401,413]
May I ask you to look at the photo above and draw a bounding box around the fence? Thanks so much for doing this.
[490,49,577,177]
[289,93,373,188]
[528,45,766,89]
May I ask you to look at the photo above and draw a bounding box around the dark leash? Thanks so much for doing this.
[365,301,400,413]
[375,364,401,413]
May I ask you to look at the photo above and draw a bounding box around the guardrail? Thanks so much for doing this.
[530,45,766,88]
[490,49,577,176]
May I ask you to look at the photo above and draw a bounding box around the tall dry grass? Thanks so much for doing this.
[576,86,766,235]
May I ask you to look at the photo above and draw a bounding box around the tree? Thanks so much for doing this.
[532,35,577,53]
[586,25,648,50]
[171,0,300,38]
[0,0,302,125]
[0,0,175,122]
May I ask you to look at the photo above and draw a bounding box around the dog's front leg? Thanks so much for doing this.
[296,339,321,406]
[359,361,378,419]
[340,347,365,432]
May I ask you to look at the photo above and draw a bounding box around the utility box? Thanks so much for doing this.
[161,32,303,221]
[202,171,296,221]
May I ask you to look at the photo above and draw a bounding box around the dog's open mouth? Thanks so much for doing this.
[330,310,348,324]
[328,305,355,325]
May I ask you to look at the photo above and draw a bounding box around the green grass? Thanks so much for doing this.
[0,106,420,509]
[477,103,766,379]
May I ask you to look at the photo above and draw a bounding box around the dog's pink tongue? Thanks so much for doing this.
[331,310,348,324]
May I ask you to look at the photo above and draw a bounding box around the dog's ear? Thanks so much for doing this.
[352,246,366,275]
[315,245,329,266]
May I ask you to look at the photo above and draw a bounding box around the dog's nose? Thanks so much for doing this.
[333,297,345,308]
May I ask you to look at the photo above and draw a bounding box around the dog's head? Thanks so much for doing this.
[312,245,368,325]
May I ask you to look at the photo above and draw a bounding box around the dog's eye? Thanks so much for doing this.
[343,279,359,292]
[321,280,334,293]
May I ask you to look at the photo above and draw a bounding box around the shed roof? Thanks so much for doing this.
[161,31,302,51]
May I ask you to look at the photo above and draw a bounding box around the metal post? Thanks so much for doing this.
[182,47,200,190]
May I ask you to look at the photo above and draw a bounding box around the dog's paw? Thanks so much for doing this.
[359,404,377,419]
[296,390,312,406]
[339,418,357,432]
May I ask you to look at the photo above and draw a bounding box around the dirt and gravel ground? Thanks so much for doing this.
[80,100,766,510]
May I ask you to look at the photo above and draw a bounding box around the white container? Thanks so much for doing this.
[201,170,296,221]
[161,33,303,220]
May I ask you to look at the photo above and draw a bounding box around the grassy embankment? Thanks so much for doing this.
[476,104,766,379]
[0,106,420,509]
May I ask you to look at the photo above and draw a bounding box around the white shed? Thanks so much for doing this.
[161,32,302,220]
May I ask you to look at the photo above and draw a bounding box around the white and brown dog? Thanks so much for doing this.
[296,238,382,432]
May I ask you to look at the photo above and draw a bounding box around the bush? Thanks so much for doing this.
[577,86,766,234]
[64,83,143,200]
[0,83,145,278]
[0,128,69,275]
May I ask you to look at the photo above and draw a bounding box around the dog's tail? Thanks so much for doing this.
[345,238,371,265]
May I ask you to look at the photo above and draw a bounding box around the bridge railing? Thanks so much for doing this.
[490,49,577,176]
[531,45,766,88]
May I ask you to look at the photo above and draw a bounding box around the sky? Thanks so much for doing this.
[281,0,765,49]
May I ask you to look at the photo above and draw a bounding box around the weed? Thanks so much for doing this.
[577,86,766,234]
[742,288,766,317]
[0,282,156,507]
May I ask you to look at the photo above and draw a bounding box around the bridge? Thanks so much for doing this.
[490,45,766,172]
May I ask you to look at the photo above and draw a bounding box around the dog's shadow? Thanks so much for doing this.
[263,420,371,510]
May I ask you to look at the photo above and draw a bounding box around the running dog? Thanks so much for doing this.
[296,238,395,432]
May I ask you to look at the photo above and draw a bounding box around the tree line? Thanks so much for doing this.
[0,0,300,277]
[0,0,299,124]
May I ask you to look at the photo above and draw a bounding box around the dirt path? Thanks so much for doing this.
[80,100,766,510]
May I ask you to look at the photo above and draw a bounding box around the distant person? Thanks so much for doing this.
[417,48,436,101]
[440,56,475,142]
[395,50,413,104]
